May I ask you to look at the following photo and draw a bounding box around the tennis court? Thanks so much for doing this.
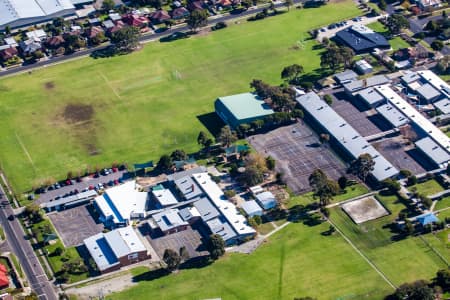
[249,122,347,194]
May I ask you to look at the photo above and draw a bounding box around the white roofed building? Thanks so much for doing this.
[94,181,148,228]
[0,0,76,30]
[84,226,149,274]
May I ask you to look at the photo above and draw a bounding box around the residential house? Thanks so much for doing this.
[0,46,18,62]
[46,35,65,48]
[188,1,204,11]
[122,14,150,28]
[19,38,42,55]
[171,7,189,19]
[85,26,104,39]
[149,10,171,23]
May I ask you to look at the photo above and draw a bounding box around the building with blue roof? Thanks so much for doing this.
[417,213,439,226]
[334,24,390,53]
[255,191,277,210]
[215,93,274,129]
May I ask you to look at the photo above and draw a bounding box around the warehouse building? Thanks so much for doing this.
[296,92,398,182]
[0,0,76,30]
[83,226,150,274]
[215,93,274,129]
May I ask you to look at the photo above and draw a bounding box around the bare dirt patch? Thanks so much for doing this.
[341,197,389,224]
[44,81,55,90]
[63,104,94,124]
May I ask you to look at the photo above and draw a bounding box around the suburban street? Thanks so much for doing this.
[0,0,306,78]
[0,184,57,300]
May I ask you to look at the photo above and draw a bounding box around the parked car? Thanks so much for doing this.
[8,215,14,221]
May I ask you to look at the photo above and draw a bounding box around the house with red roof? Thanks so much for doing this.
[149,10,171,23]
[0,46,18,62]
[122,14,150,28]
[171,7,190,19]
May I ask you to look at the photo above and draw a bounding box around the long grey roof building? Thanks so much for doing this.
[296,92,398,181]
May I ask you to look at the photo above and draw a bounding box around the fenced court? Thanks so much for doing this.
[249,122,347,194]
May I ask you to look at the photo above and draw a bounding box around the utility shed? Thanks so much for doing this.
[241,200,263,217]
[255,192,277,210]
[355,60,373,74]
[215,93,274,129]
[334,69,358,84]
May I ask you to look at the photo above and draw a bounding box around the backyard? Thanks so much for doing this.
[0,2,361,193]
[109,221,392,300]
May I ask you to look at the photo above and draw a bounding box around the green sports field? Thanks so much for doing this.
[0,2,360,193]
[330,193,449,286]
[110,222,392,300]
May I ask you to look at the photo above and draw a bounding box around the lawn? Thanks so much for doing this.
[287,183,369,208]
[366,21,410,51]
[410,179,445,197]
[330,193,449,285]
[111,222,392,300]
[434,195,450,211]
[0,2,361,193]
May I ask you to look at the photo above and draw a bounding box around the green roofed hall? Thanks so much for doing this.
[215,93,274,129]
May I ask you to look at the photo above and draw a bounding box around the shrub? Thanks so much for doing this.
[323,94,333,105]
[224,189,236,199]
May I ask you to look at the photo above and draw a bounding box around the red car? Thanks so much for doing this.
[88,185,95,190]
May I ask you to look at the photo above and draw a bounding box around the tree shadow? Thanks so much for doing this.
[132,268,170,282]
[287,205,323,226]
[197,112,225,137]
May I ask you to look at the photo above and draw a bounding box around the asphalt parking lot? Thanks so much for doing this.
[48,204,104,247]
[372,137,427,175]
[249,122,347,194]
[148,227,209,259]
[331,94,383,137]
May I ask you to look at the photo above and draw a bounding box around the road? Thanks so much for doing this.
[0,0,312,78]
[0,184,57,300]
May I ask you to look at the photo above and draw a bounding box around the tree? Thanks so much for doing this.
[187,9,209,32]
[224,189,236,199]
[197,131,213,149]
[443,10,448,19]
[382,178,401,194]
[156,154,173,172]
[241,0,253,8]
[319,133,330,144]
[208,234,225,260]
[340,46,355,69]
[64,35,86,52]
[323,94,333,105]
[266,156,276,170]
[320,44,343,71]
[338,176,348,190]
[102,0,115,11]
[431,40,444,51]
[386,14,409,35]
[243,165,264,186]
[348,153,375,182]
[163,249,181,271]
[24,203,42,223]
[170,149,188,161]
[378,0,387,10]
[164,19,175,28]
[435,269,450,292]
[4,26,11,35]
[281,64,304,84]
[179,246,190,262]
[111,26,140,53]
[308,169,339,207]
[425,20,440,34]
[285,0,294,11]
[388,280,434,300]
[217,125,237,147]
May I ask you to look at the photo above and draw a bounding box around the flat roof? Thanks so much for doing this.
[401,71,420,84]
[376,104,409,128]
[84,233,119,271]
[297,92,398,181]
[375,85,450,153]
[193,196,220,222]
[104,226,146,258]
[241,200,263,215]
[173,175,203,200]
[152,188,178,206]
[415,137,450,166]
[206,217,237,242]
[41,189,97,209]
[193,173,255,237]
[343,75,390,93]
[216,93,274,121]
[434,98,450,114]
[152,209,188,232]
[167,166,207,181]
[418,70,450,99]
[94,181,148,224]
[357,87,385,106]
[334,69,358,83]
[416,83,441,101]
[178,206,200,222]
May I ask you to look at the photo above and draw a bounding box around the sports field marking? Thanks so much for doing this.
[328,218,397,290]
[15,132,37,172]
[98,71,121,99]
